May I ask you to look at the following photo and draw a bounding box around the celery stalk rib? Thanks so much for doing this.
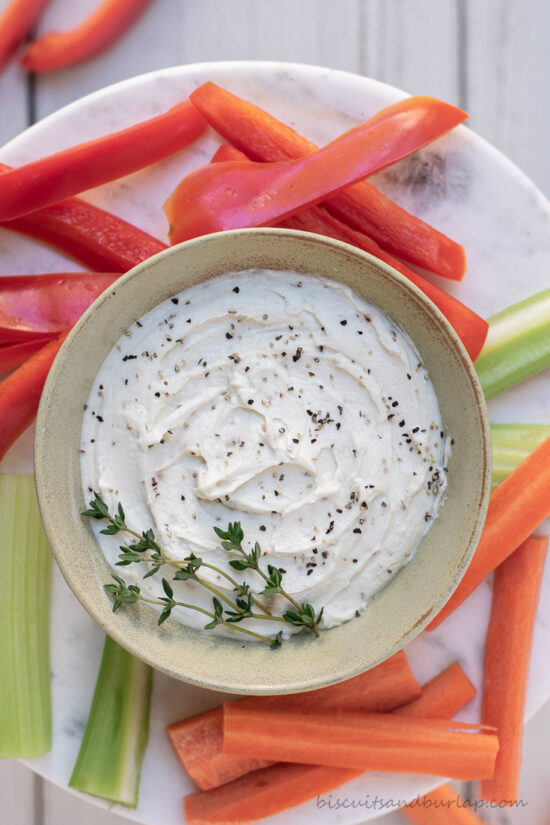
[476,288,550,399]
[491,424,550,487]
[0,474,52,758]
[69,635,153,807]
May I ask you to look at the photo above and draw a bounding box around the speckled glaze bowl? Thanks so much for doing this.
[35,228,491,694]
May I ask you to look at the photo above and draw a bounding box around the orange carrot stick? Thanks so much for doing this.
[394,662,476,719]
[402,782,485,824]
[222,706,498,780]
[480,534,548,804]
[190,82,466,281]
[183,661,479,823]
[168,650,420,790]
[184,762,360,825]
[167,708,271,792]
[171,658,473,792]
[428,436,550,629]
[245,649,422,714]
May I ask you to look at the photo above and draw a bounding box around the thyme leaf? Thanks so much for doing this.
[84,494,325,645]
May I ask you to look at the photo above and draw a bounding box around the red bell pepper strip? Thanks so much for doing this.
[165,95,468,245]
[0,0,51,73]
[190,82,467,281]
[0,337,55,374]
[0,163,167,271]
[209,145,488,361]
[0,100,207,223]
[283,211,487,360]
[0,332,67,461]
[0,272,118,343]
[21,0,153,73]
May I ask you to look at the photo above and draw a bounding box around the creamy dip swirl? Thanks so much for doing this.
[81,270,449,637]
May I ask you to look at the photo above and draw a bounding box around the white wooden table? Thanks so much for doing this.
[1,1,549,824]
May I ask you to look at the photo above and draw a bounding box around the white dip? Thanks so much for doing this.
[81,269,449,638]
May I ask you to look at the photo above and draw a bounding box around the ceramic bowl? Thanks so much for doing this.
[34,228,491,694]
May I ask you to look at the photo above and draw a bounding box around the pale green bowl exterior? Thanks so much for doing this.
[35,228,491,694]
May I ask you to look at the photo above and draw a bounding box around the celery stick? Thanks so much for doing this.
[476,288,550,398]
[69,635,153,807]
[491,423,550,450]
[0,474,52,758]
[491,424,550,487]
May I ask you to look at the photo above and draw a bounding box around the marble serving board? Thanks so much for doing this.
[0,62,549,825]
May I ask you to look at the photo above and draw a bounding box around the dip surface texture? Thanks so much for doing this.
[81,270,449,636]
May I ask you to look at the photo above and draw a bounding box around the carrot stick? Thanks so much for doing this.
[394,662,476,719]
[184,762,361,825]
[428,436,550,629]
[190,82,466,281]
[183,660,479,823]
[402,782,485,824]
[245,649,421,714]
[168,650,420,790]
[167,708,272,792]
[210,145,487,360]
[480,534,548,804]
[222,706,498,779]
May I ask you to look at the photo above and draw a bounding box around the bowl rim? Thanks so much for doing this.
[34,227,491,694]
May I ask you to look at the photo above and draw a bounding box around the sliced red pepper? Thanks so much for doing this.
[0,337,55,374]
[282,211,488,360]
[190,82,467,281]
[210,145,488,361]
[165,95,467,245]
[0,332,67,461]
[21,0,153,73]
[0,272,118,342]
[0,0,51,73]
[0,162,167,271]
[0,100,207,223]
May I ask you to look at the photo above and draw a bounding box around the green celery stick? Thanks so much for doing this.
[491,423,550,450]
[476,288,550,399]
[69,635,153,807]
[0,474,52,758]
[491,424,550,487]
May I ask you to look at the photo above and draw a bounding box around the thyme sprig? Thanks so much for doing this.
[214,522,323,637]
[82,493,323,646]
[104,575,282,648]
[83,493,281,623]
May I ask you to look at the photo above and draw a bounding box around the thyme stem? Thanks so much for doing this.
[82,493,323,646]
[199,560,274,616]
[230,542,320,637]
[134,594,277,643]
